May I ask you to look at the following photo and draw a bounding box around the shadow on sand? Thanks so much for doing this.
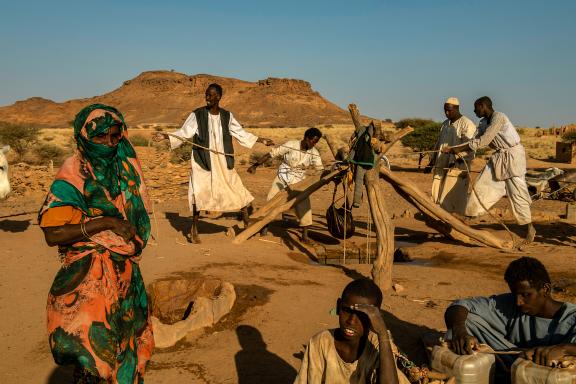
[235,325,297,384]
[0,219,31,232]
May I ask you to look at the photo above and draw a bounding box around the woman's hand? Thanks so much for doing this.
[106,217,136,242]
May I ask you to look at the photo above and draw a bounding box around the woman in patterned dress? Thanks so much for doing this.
[39,104,154,383]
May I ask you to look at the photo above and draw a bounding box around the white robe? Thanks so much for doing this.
[430,116,477,214]
[169,111,258,212]
[266,140,323,226]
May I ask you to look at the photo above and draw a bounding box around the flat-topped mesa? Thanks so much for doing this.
[257,78,315,94]
[121,71,252,94]
[0,70,381,127]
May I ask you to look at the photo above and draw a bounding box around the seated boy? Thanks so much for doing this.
[294,278,410,384]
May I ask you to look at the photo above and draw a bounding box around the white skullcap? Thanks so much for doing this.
[445,97,460,106]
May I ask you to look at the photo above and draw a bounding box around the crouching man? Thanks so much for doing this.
[445,257,576,380]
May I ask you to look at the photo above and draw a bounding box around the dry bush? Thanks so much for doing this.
[562,131,576,143]
[170,143,192,164]
[249,151,279,167]
[130,134,149,147]
[0,121,40,159]
[26,142,68,165]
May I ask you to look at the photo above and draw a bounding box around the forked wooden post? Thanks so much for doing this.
[348,104,396,292]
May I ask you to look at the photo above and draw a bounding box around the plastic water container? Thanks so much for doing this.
[512,358,576,384]
[431,345,495,384]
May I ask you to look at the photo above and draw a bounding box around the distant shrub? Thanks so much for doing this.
[43,136,54,142]
[400,121,441,153]
[561,130,576,143]
[34,142,67,164]
[170,143,192,164]
[323,124,334,128]
[130,134,149,147]
[396,118,437,130]
[516,128,526,135]
[154,126,164,132]
[398,119,441,167]
[249,151,280,168]
[0,121,40,159]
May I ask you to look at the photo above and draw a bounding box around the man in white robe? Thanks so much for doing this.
[442,96,535,243]
[154,83,274,243]
[248,128,324,244]
[425,97,476,214]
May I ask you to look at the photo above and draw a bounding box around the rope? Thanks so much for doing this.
[164,132,322,158]
[366,210,372,264]
[389,146,517,244]
[454,152,517,245]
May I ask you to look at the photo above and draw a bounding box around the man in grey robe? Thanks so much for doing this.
[442,96,535,242]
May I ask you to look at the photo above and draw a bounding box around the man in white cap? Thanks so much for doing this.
[425,97,476,214]
[442,96,535,243]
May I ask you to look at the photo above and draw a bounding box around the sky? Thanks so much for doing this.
[1,0,575,127]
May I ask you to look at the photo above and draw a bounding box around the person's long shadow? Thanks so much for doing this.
[235,325,297,384]
[164,211,228,237]
[46,365,74,383]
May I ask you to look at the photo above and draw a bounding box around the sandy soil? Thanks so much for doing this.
[1,136,575,384]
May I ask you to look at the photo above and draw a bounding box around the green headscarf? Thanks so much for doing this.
[42,104,150,250]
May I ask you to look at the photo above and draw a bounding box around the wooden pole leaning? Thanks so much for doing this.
[232,168,346,244]
[378,166,511,249]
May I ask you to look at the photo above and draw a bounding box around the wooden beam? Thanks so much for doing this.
[233,168,346,244]
[379,166,511,249]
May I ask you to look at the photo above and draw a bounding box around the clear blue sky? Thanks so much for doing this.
[1,0,574,127]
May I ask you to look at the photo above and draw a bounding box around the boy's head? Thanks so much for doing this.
[337,278,383,340]
[504,256,552,316]
[302,127,322,150]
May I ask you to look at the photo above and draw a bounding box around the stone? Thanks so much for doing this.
[392,283,405,293]
[148,277,236,349]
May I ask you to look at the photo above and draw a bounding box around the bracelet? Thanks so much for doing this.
[80,220,91,240]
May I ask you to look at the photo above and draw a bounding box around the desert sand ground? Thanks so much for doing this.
[0,126,575,383]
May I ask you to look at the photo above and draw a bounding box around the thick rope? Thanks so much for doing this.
[165,132,322,158]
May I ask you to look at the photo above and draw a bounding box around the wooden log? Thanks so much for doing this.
[233,168,346,244]
[323,134,348,161]
[250,174,321,219]
[362,126,414,292]
[379,166,511,249]
[347,103,398,292]
[365,168,395,291]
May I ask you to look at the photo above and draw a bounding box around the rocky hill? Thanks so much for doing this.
[0,71,363,127]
